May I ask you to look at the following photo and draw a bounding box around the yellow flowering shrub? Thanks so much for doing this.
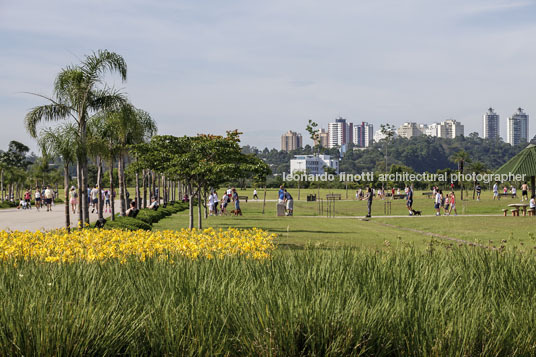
[0,228,276,263]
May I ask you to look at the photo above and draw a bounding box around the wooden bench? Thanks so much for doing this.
[498,193,516,198]
[326,194,341,200]
[422,192,434,198]
[393,194,407,200]
[528,208,535,217]
[511,208,520,216]
[237,196,248,203]
[502,209,508,216]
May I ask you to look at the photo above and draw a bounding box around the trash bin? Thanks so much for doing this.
[277,203,286,216]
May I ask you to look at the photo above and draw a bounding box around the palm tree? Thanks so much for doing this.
[38,124,78,231]
[25,50,127,226]
[103,104,156,216]
[450,150,471,200]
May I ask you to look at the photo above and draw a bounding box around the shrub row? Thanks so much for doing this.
[104,202,189,231]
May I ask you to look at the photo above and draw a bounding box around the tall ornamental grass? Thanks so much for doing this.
[1,247,536,355]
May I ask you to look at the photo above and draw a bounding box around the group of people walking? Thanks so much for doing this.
[17,186,56,212]
[432,187,457,216]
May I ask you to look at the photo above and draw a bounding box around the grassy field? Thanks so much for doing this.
[153,193,536,249]
[3,248,536,355]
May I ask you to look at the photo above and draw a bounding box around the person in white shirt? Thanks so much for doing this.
[253,189,258,200]
[90,186,99,213]
[493,182,499,200]
[208,192,214,215]
[530,195,536,209]
[212,192,219,215]
[434,190,442,216]
[44,186,54,212]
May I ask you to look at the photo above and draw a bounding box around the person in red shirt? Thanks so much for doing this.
[448,191,457,216]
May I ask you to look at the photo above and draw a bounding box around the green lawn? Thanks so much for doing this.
[153,195,536,249]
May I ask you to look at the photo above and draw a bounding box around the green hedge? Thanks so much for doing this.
[0,201,17,209]
[104,203,188,231]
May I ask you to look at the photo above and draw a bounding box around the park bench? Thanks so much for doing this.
[326,193,341,200]
[498,193,516,198]
[237,196,248,203]
[502,209,508,216]
[393,194,406,200]
[510,208,520,216]
[528,208,535,216]
[307,194,317,202]
[422,192,434,198]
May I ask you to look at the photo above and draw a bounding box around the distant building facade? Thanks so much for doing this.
[353,122,374,147]
[328,117,353,148]
[290,154,339,175]
[373,129,397,142]
[483,107,500,139]
[314,128,329,148]
[280,130,303,152]
[397,122,423,139]
[507,108,529,145]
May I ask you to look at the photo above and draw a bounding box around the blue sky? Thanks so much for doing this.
[1,0,536,152]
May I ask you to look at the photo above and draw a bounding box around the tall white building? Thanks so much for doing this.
[483,107,500,139]
[397,122,423,138]
[353,122,374,147]
[443,119,464,138]
[507,108,529,145]
[328,117,353,148]
[290,155,339,175]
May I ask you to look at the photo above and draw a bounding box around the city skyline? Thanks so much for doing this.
[2,0,536,152]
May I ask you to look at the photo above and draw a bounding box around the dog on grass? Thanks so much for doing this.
[411,209,422,216]
[230,209,242,216]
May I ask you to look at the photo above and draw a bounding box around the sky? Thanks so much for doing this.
[1,0,536,152]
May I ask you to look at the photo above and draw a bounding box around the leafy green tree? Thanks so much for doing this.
[25,49,128,226]
[306,120,320,154]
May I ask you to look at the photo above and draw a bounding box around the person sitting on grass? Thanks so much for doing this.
[126,201,139,218]
[148,196,159,211]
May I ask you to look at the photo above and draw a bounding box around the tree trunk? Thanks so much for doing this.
[77,161,83,227]
[109,159,115,220]
[118,153,126,216]
[0,168,4,201]
[135,170,140,209]
[157,174,161,205]
[262,185,267,214]
[188,181,194,229]
[532,176,535,199]
[64,164,70,232]
[122,156,128,213]
[197,183,202,229]
[204,188,208,219]
[298,179,300,200]
[82,161,89,226]
[142,169,147,208]
[97,157,104,221]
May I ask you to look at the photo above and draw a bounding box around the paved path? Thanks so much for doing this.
[0,201,119,231]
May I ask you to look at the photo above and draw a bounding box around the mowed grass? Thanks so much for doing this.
[154,193,536,249]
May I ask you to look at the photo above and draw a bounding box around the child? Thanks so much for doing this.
[448,192,457,216]
[444,194,450,215]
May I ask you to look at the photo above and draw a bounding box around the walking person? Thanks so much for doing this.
[365,187,373,218]
[434,189,442,216]
[44,186,53,212]
[90,185,99,213]
[444,193,450,215]
[406,185,414,215]
[521,182,529,201]
[24,189,32,209]
[448,191,458,216]
[208,191,215,216]
[69,186,78,214]
[212,191,219,215]
[253,188,258,200]
[104,189,111,213]
[475,182,482,201]
[34,187,41,211]
[493,182,499,200]
[232,187,241,216]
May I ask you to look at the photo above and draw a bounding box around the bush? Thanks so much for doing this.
[0,201,17,209]
[104,217,151,231]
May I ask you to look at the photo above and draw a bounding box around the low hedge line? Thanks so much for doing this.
[104,202,189,231]
[0,201,17,209]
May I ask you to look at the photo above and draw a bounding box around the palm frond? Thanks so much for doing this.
[24,103,73,138]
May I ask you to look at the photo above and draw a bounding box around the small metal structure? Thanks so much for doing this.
[384,201,391,215]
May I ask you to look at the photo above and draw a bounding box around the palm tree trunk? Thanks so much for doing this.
[135,170,140,209]
[64,164,71,232]
[109,158,115,220]
[82,161,89,225]
[142,169,147,208]
[204,188,208,219]
[0,168,4,202]
[118,153,126,216]
[97,157,103,221]
[157,174,161,205]
[188,181,194,229]
[197,183,202,229]
[77,161,83,227]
